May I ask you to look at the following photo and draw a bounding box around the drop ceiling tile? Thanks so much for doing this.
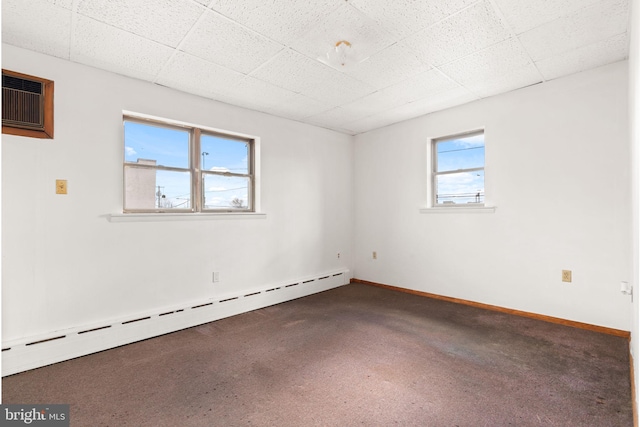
[305,106,373,128]
[250,49,328,92]
[341,113,399,135]
[332,69,461,122]
[536,33,629,81]
[339,90,408,120]
[282,94,335,119]
[386,86,479,119]
[380,69,462,104]
[219,76,330,120]
[440,38,542,98]
[370,103,432,125]
[492,0,603,34]
[439,37,532,82]
[76,0,205,48]
[342,86,478,134]
[156,51,247,100]
[470,67,542,98]
[344,43,432,90]
[257,94,332,121]
[250,49,377,105]
[518,0,629,62]
[180,10,284,74]
[301,75,378,106]
[209,0,340,45]
[290,3,397,64]
[348,0,477,39]
[2,0,72,59]
[229,75,300,102]
[402,0,511,67]
[71,17,175,82]
[48,0,74,9]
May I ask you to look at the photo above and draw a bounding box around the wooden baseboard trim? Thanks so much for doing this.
[351,278,631,339]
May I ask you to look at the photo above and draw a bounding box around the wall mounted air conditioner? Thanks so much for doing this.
[2,69,54,139]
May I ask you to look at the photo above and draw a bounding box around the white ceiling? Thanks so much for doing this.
[2,0,631,135]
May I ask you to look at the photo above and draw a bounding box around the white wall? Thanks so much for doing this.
[2,41,634,372]
[354,61,632,331]
[1,44,353,342]
[628,0,640,417]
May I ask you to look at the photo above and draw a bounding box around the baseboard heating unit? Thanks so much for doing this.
[2,269,349,376]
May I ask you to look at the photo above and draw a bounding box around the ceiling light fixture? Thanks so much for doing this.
[318,40,368,70]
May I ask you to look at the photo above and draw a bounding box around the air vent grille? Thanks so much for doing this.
[3,74,42,94]
[2,76,44,130]
[2,69,53,138]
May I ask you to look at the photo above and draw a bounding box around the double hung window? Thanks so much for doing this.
[123,116,255,213]
[432,130,485,207]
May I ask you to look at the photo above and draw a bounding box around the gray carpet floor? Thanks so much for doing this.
[2,283,633,426]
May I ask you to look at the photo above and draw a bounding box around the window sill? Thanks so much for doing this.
[108,212,267,222]
[420,206,496,214]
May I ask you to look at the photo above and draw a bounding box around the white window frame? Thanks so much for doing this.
[424,129,494,213]
[122,112,259,214]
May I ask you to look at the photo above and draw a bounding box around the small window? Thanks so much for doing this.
[123,115,255,213]
[432,130,485,207]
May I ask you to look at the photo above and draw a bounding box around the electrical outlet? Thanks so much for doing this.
[562,270,572,283]
[212,272,220,283]
[373,251,377,260]
[337,252,341,259]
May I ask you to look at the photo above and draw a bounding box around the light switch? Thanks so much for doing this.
[56,179,67,195]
